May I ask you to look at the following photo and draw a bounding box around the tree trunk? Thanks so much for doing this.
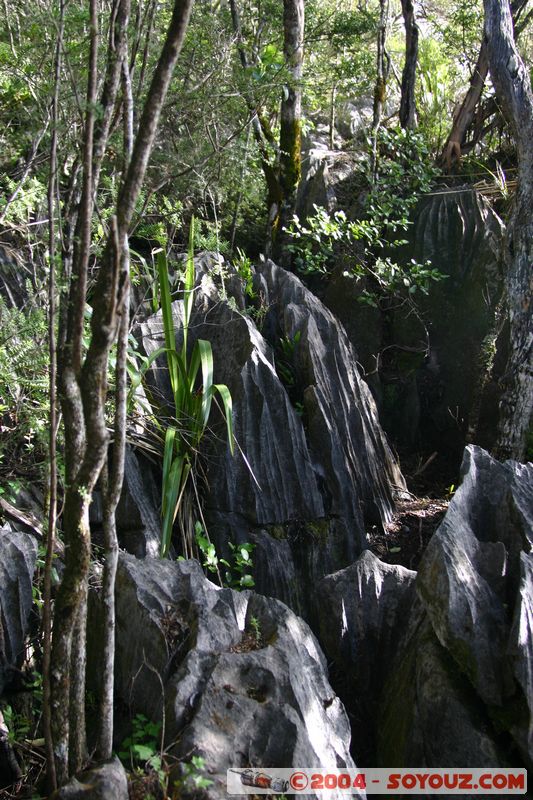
[97,51,134,763]
[43,1,64,792]
[228,0,282,241]
[275,0,305,257]
[441,0,528,170]
[441,44,489,169]
[228,0,304,263]
[399,0,419,129]
[483,0,533,460]
[371,0,390,182]
[50,0,194,785]
[51,0,100,781]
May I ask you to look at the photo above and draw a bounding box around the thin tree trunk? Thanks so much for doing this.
[67,0,99,377]
[371,0,390,183]
[92,0,132,194]
[229,124,252,254]
[399,0,419,129]
[97,55,133,758]
[329,82,337,149]
[229,0,303,260]
[275,0,305,257]
[51,0,99,782]
[69,598,88,774]
[43,1,64,790]
[228,0,281,241]
[441,45,489,169]
[483,0,533,460]
[116,0,194,234]
[97,286,128,760]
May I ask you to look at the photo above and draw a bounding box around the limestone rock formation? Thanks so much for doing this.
[103,554,362,800]
[316,550,416,763]
[326,189,505,458]
[136,256,405,619]
[0,528,37,694]
[378,446,533,772]
[50,758,129,800]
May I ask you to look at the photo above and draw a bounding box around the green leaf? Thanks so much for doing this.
[198,339,214,424]
[157,250,179,394]
[162,427,177,515]
[213,383,234,455]
[161,454,188,557]
[182,216,197,359]
[132,743,156,762]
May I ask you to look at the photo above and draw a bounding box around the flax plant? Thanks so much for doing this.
[157,219,234,557]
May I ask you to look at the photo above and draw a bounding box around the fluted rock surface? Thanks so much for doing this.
[136,256,405,618]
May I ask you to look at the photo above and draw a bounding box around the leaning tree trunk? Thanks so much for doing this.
[399,0,419,129]
[483,0,533,461]
[442,0,528,170]
[273,0,304,259]
[441,44,489,169]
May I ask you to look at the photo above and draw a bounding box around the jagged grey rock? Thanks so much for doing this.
[136,256,404,618]
[138,263,326,527]
[316,550,416,763]
[377,446,533,771]
[50,758,128,800]
[417,446,533,706]
[0,528,37,694]
[116,447,161,557]
[509,552,533,762]
[417,445,533,765]
[257,260,405,528]
[378,601,513,776]
[90,447,161,557]
[110,554,362,800]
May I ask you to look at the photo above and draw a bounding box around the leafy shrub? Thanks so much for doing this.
[285,128,444,302]
[195,522,255,590]
[119,714,162,768]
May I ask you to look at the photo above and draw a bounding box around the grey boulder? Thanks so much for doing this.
[50,758,128,800]
[108,554,362,799]
[136,256,404,619]
[376,446,533,772]
[378,600,512,775]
